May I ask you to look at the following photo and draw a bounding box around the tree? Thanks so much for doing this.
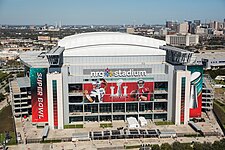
[172,141,192,150]
[202,142,212,150]
[212,139,225,150]
[172,141,184,150]
[161,143,172,150]
[16,72,24,77]
[0,93,5,102]
[193,142,203,150]
[212,141,222,150]
[152,144,160,150]
[4,85,9,93]
[219,138,225,148]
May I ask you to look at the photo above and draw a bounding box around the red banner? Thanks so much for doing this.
[30,68,48,122]
[83,79,154,103]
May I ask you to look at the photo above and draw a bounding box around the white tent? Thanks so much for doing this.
[127,117,140,128]
[138,117,147,127]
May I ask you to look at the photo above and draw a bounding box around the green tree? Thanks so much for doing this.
[16,72,24,77]
[172,142,183,150]
[0,93,5,102]
[212,141,222,150]
[161,143,172,150]
[220,138,225,148]
[172,141,192,150]
[4,85,9,93]
[202,142,212,150]
[152,144,160,150]
[212,139,225,150]
[193,142,203,150]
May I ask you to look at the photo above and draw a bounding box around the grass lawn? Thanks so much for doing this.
[0,71,8,82]
[64,124,84,129]
[155,121,174,125]
[100,123,113,128]
[0,105,17,145]
[213,101,225,131]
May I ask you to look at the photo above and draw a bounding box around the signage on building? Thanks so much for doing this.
[83,79,154,103]
[30,68,48,122]
[187,65,203,118]
[84,68,152,78]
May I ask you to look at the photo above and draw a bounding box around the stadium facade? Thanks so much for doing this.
[16,32,203,129]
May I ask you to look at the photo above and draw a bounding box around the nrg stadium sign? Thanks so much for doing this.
[90,68,148,78]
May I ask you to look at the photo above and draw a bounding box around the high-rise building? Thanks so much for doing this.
[166,21,173,28]
[209,21,219,30]
[178,22,189,34]
[166,21,178,32]
[190,23,196,34]
[194,20,201,26]
[218,22,224,30]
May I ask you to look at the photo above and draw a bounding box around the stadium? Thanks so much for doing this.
[15,32,203,129]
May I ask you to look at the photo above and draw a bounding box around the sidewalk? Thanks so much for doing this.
[0,97,9,111]
[7,136,222,150]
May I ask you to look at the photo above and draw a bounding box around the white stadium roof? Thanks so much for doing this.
[58,32,166,56]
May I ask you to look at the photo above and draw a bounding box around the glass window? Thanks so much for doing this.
[69,116,83,123]
[100,115,111,121]
[154,82,168,91]
[85,116,98,122]
[69,105,83,113]
[113,103,125,112]
[100,103,112,113]
[154,114,167,120]
[113,115,125,120]
[84,104,98,113]
[154,102,167,111]
[139,102,152,112]
[126,103,138,113]
[69,96,83,103]
[154,94,167,100]
[68,84,83,93]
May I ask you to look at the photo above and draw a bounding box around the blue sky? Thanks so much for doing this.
[0,0,224,25]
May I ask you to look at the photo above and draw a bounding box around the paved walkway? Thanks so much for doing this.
[0,96,9,111]
[8,136,223,150]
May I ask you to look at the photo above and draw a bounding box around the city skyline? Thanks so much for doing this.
[0,0,225,25]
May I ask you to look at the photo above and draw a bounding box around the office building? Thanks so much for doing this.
[165,34,199,46]
[178,22,189,34]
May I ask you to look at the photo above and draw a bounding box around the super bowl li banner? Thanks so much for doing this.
[30,68,48,122]
[83,79,154,103]
[187,65,203,118]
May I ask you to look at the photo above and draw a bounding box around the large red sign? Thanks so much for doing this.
[190,93,202,118]
[30,68,48,122]
[83,79,154,103]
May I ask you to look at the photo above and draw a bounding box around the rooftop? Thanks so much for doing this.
[19,51,49,68]
[17,77,30,88]
[10,79,20,94]
[58,32,166,57]
[9,77,30,94]
[47,46,64,55]
[195,52,225,59]
[160,45,193,54]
